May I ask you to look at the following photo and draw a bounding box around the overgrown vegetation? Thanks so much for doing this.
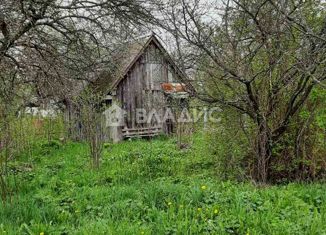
[0,136,325,234]
[203,93,326,183]
[0,0,325,233]
[155,0,326,183]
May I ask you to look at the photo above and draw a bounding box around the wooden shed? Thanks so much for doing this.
[94,34,189,142]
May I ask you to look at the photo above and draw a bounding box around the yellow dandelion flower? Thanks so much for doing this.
[201,185,207,190]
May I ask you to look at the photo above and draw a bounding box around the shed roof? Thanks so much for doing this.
[92,34,188,95]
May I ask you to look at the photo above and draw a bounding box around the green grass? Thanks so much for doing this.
[1,135,326,235]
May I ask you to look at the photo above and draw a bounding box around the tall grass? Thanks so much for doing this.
[0,135,325,234]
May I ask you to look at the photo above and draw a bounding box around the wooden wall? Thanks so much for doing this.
[115,41,181,131]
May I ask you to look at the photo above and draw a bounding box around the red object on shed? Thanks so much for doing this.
[161,83,186,93]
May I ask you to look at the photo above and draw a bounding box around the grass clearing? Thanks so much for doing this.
[1,135,325,234]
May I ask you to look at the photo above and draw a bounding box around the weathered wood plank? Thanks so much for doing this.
[113,40,183,137]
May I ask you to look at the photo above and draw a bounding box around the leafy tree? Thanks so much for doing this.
[153,0,326,183]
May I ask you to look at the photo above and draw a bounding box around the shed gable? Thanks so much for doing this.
[93,34,187,96]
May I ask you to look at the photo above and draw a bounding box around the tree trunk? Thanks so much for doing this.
[255,120,272,183]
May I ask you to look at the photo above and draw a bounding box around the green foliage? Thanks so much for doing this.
[0,114,65,203]
[204,108,250,181]
[270,87,326,182]
[0,137,325,234]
